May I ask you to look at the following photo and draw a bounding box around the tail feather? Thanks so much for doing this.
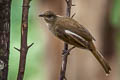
[89,41,111,75]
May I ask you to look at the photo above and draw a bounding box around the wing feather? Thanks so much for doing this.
[55,26,88,48]
[56,17,95,41]
[65,30,88,48]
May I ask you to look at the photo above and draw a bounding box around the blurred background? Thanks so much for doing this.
[8,0,120,80]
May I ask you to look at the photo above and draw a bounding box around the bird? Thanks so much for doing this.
[39,11,111,75]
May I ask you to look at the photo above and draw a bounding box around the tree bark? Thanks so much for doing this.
[0,0,11,80]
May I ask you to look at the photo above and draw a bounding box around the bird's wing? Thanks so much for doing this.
[64,30,88,48]
[56,17,95,41]
[77,24,96,41]
[55,26,89,48]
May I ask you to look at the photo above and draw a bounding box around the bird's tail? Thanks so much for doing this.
[89,41,111,75]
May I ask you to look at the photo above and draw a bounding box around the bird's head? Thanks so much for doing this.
[39,11,57,24]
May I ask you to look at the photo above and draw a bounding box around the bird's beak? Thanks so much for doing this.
[39,13,45,17]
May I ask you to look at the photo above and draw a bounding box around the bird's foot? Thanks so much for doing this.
[62,46,75,55]
[62,50,70,55]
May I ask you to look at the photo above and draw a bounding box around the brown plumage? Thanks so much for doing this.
[39,11,111,74]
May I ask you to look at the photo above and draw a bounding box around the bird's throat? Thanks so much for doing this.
[46,23,53,30]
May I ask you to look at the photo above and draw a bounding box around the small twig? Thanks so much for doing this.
[71,13,76,18]
[62,46,75,55]
[14,47,21,52]
[27,43,34,49]
[72,4,76,6]
[66,46,75,54]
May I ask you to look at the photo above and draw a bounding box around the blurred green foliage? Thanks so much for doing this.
[111,0,120,54]
[8,0,46,80]
[111,0,120,75]
[111,0,120,27]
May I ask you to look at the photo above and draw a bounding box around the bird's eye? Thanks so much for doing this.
[47,15,53,18]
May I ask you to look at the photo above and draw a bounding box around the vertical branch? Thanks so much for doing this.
[16,0,33,80]
[0,0,11,80]
[65,0,72,17]
[59,0,72,80]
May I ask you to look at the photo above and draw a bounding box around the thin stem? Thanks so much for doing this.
[17,0,33,80]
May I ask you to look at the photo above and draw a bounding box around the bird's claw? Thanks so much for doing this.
[62,50,70,55]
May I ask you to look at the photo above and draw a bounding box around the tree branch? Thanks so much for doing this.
[27,43,34,49]
[14,47,21,52]
[59,0,74,80]
[71,13,76,18]
[17,0,33,80]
